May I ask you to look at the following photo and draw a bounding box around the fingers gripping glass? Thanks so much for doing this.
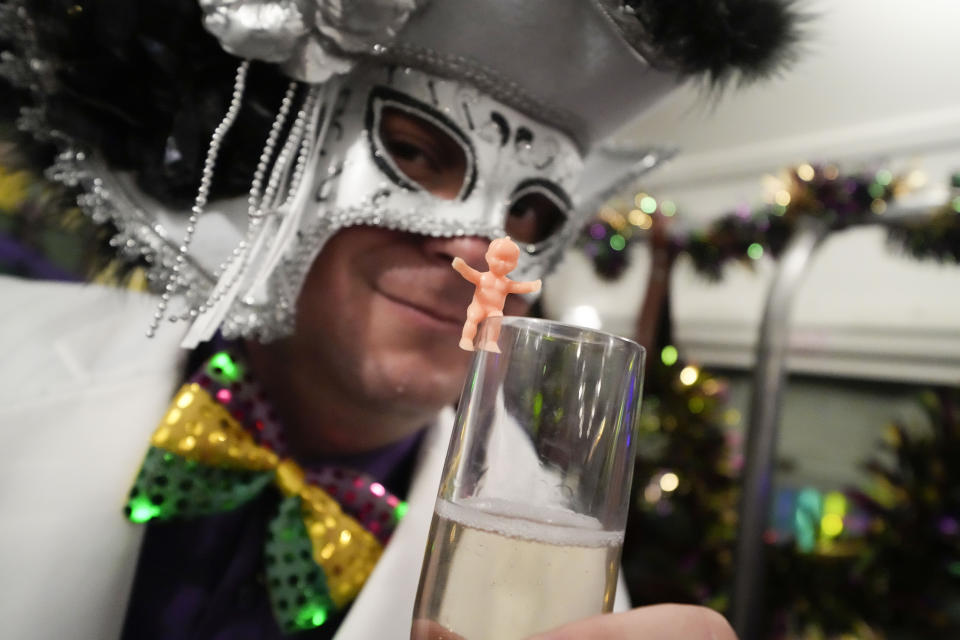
[369,87,476,201]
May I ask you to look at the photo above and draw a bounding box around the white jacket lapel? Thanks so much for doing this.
[0,277,187,640]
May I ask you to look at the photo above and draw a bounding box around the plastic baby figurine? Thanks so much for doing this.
[452,236,541,352]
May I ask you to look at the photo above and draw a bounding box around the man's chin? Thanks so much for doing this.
[369,349,466,409]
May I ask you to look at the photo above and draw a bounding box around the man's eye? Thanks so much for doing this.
[377,106,468,200]
[384,139,439,173]
[506,191,567,244]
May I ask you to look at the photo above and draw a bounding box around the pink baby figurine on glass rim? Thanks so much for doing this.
[452,236,542,353]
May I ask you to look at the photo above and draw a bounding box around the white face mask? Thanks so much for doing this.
[311,64,584,284]
[176,63,584,345]
[269,63,585,310]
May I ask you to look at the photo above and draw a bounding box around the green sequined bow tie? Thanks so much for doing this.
[126,382,385,633]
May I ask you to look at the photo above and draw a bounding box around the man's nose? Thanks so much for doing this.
[422,235,490,271]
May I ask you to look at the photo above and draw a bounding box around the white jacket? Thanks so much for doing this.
[0,276,627,639]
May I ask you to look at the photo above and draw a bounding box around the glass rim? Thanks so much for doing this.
[480,315,645,354]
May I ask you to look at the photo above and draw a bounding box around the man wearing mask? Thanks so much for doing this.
[0,0,799,638]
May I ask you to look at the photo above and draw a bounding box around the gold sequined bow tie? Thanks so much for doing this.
[126,383,383,633]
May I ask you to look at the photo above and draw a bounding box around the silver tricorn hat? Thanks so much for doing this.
[4,0,800,343]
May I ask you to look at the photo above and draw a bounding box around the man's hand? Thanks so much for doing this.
[410,619,466,640]
[525,604,737,640]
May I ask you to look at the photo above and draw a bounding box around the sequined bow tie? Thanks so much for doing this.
[125,353,406,634]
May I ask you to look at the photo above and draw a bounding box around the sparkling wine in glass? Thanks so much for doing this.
[412,316,645,640]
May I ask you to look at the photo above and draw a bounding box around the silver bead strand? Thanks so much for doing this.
[281,86,322,207]
[193,87,314,316]
[259,92,315,212]
[248,81,299,218]
[266,87,323,319]
[176,81,300,323]
[147,60,250,338]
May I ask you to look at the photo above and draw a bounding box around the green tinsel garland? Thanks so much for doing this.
[578,165,960,280]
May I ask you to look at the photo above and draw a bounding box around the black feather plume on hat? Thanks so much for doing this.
[5,0,804,216]
[602,0,804,86]
[6,0,289,208]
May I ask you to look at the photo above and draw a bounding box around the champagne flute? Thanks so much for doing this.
[412,316,645,640]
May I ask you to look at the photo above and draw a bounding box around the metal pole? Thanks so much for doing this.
[731,218,829,640]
